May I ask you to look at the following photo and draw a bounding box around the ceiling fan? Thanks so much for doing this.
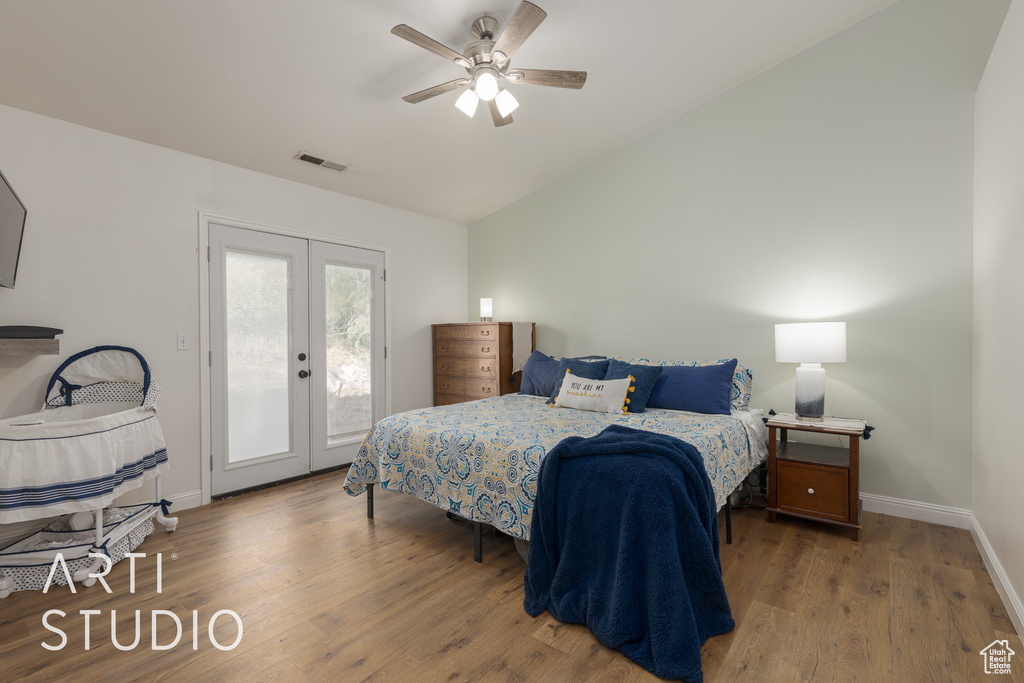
[392,1,587,127]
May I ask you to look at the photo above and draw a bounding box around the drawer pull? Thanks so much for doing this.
[481,346,491,353]
[440,363,449,370]
[480,329,491,337]
[481,365,491,373]
[482,386,492,393]
[439,345,450,352]
[440,383,449,390]
[808,488,815,495]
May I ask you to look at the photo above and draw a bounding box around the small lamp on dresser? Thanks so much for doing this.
[480,298,493,322]
[775,321,846,421]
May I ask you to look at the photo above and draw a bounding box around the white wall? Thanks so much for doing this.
[0,104,467,530]
[469,0,1007,510]
[974,0,1024,636]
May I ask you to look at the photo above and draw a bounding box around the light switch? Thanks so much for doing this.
[176,333,190,350]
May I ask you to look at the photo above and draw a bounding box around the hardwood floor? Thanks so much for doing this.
[1,470,1020,682]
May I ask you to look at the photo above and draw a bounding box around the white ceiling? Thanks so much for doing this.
[0,0,898,225]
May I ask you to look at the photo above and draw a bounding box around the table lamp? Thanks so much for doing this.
[775,321,846,421]
[480,298,492,322]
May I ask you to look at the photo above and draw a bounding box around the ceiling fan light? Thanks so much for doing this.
[475,71,499,101]
[455,89,479,117]
[495,89,519,118]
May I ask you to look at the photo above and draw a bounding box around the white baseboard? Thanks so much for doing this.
[970,513,1024,638]
[860,492,972,529]
[0,489,203,548]
[165,489,202,512]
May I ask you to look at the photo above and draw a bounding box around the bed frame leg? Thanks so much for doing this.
[473,521,483,563]
[366,484,374,519]
[725,500,733,545]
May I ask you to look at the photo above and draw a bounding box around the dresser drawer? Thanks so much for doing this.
[435,357,498,379]
[435,376,499,398]
[434,340,498,358]
[776,461,848,522]
[433,324,499,341]
[434,393,483,407]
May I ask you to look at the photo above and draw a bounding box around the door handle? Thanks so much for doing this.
[298,370,310,379]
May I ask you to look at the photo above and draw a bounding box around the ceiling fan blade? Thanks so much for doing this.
[491,2,547,62]
[488,99,514,127]
[509,69,587,89]
[402,79,470,104]
[392,24,471,67]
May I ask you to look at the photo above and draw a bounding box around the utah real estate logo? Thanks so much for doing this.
[980,639,1015,675]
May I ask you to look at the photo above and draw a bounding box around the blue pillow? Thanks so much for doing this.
[646,359,738,415]
[604,359,663,413]
[519,351,560,397]
[548,358,610,403]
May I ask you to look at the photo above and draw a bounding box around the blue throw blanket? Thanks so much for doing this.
[523,425,734,682]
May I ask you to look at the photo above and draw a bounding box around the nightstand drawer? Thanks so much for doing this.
[434,357,498,379]
[433,324,498,341]
[434,340,498,357]
[776,461,848,522]
[435,376,499,398]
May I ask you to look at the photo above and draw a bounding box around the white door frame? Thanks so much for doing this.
[197,212,391,505]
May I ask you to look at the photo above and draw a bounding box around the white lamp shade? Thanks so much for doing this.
[775,322,847,363]
[475,72,499,101]
[455,89,479,117]
[494,89,519,118]
[480,298,493,318]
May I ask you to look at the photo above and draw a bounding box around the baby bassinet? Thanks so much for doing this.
[0,345,177,597]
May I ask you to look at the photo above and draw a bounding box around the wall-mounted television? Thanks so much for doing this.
[0,167,27,289]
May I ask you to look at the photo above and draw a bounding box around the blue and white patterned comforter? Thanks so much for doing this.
[343,395,768,540]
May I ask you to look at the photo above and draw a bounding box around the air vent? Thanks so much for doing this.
[294,151,348,173]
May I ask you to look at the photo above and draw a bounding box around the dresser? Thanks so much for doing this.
[432,322,535,406]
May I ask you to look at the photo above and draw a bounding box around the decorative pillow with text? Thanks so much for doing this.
[552,371,633,414]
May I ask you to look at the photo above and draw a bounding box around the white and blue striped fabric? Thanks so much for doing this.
[0,347,169,524]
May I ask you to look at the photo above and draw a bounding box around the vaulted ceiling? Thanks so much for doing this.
[0,0,898,224]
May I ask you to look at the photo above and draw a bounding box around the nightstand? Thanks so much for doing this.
[766,413,867,540]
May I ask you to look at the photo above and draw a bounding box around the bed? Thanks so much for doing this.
[342,374,767,553]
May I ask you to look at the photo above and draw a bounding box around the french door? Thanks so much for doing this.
[209,223,385,496]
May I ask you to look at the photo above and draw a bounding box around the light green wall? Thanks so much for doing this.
[974,0,1024,633]
[469,0,1008,509]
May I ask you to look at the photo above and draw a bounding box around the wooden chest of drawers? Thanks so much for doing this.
[432,322,534,406]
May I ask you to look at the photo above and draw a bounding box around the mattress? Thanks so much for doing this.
[343,394,767,540]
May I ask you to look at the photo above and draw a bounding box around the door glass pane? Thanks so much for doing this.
[226,251,290,461]
[325,263,372,441]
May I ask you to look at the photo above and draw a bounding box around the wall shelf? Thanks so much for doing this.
[0,339,60,355]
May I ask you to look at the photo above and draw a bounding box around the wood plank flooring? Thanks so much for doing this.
[0,470,1020,682]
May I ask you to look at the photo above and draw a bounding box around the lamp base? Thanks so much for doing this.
[794,363,826,420]
[480,317,492,322]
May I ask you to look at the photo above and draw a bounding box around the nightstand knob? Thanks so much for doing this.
[808,488,815,495]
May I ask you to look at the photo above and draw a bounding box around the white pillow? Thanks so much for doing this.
[553,371,633,414]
